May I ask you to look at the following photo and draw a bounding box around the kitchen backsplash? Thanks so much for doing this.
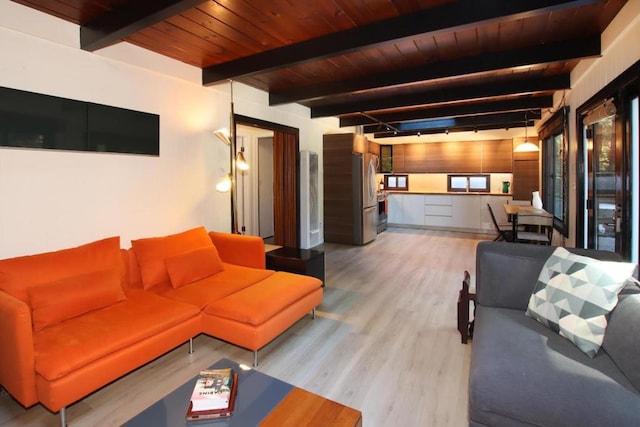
[378,173,513,194]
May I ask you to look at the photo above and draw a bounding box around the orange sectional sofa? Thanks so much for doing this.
[0,226,323,425]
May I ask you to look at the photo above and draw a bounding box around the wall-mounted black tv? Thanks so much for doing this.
[0,86,159,156]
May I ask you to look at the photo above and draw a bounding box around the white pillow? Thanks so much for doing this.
[526,247,635,357]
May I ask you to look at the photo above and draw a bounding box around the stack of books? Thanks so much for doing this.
[186,368,238,420]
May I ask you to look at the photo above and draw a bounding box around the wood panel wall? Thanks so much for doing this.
[323,134,357,244]
[273,130,298,247]
[512,148,540,201]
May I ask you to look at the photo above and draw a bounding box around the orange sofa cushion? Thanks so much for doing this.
[165,246,224,288]
[33,290,200,381]
[28,269,126,331]
[131,226,213,289]
[0,236,123,305]
[159,264,275,309]
[204,272,322,326]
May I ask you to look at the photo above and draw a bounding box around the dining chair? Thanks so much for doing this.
[487,203,514,242]
[515,213,553,245]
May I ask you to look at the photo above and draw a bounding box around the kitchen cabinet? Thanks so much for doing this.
[481,139,513,172]
[513,149,539,200]
[451,196,482,229]
[387,194,403,224]
[387,193,513,233]
[424,195,453,227]
[403,194,426,225]
[388,140,513,173]
[426,142,482,173]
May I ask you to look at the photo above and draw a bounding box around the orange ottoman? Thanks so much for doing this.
[202,271,323,366]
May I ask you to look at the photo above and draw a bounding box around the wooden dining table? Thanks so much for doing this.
[503,204,553,241]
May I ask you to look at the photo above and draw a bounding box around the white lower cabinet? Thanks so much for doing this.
[402,194,426,225]
[451,195,482,229]
[387,194,403,224]
[387,193,512,232]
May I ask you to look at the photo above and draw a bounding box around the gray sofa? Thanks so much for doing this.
[469,241,640,426]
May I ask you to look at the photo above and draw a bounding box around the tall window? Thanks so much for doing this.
[541,106,569,236]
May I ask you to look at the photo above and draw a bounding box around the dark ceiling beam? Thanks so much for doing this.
[202,0,600,85]
[340,96,554,127]
[80,0,205,51]
[270,37,599,105]
[312,74,570,118]
[369,111,541,138]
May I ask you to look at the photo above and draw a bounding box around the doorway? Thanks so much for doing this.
[234,115,300,248]
[257,136,274,242]
[580,96,638,263]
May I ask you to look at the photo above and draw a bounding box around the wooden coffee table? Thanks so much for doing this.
[124,358,362,426]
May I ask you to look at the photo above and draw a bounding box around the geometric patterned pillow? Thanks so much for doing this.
[526,247,635,358]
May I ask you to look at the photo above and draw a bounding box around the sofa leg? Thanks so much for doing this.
[60,407,67,427]
[188,338,194,354]
[312,307,317,319]
[253,351,258,368]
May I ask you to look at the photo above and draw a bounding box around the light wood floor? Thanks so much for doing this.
[0,227,489,426]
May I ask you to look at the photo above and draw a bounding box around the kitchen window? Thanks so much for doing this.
[448,174,490,192]
[384,174,408,190]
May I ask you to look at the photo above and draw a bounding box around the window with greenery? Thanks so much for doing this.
[540,106,569,236]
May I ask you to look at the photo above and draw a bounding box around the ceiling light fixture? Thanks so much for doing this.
[514,111,539,152]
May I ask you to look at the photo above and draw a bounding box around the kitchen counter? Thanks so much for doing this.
[385,190,512,196]
[386,192,512,232]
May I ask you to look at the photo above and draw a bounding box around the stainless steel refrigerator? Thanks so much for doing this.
[353,152,378,245]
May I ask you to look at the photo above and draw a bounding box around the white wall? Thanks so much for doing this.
[0,2,339,258]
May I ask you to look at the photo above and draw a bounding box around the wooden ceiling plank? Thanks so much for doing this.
[202,0,602,85]
[271,36,598,105]
[80,0,206,51]
[311,74,570,118]
[341,96,554,127]
[174,10,259,57]
[12,0,84,23]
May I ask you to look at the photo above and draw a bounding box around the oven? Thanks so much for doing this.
[377,193,387,233]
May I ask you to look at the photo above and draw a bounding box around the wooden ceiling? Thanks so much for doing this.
[13,0,627,137]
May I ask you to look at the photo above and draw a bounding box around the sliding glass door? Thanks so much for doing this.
[586,116,618,252]
[583,96,638,264]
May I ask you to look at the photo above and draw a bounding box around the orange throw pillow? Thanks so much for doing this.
[131,226,213,289]
[28,269,126,331]
[165,246,224,288]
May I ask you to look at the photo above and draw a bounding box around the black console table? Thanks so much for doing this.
[266,247,325,286]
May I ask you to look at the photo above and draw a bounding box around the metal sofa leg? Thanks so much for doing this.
[189,338,194,354]
[253,350,258,368]
[312,307,317,319]
[60,407,67,427]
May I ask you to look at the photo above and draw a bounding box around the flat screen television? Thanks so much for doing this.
[0,86,159,156]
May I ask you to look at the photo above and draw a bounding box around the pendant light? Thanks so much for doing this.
[514,111,539,152]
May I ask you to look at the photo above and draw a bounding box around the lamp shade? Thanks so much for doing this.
[214,129,231,146]
[514,141,539,152]
[215,173,232,192]
[236,151,249,170]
